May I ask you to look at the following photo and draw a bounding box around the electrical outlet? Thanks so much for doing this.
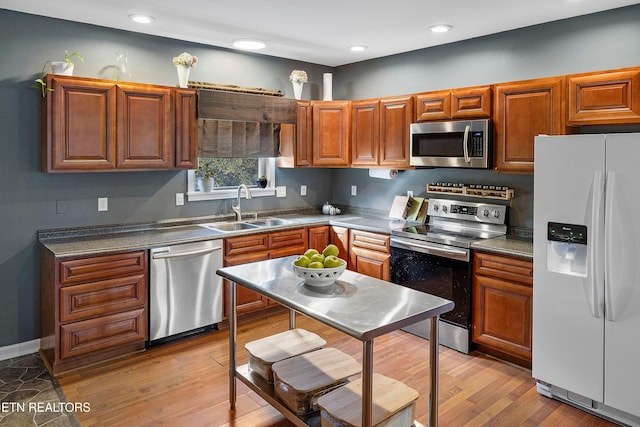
[407,190,414,198]
[56,200,68,214]
[351,185,357,196]
[276,186,287,197]
[98,197,108,212]
[175,193,184,206]
[300,185,307,196]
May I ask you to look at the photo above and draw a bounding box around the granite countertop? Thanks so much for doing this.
[38,212,404,258]
[39,210,533,259]
[471,235,533,259]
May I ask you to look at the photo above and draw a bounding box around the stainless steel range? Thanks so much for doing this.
[390,198,507,353]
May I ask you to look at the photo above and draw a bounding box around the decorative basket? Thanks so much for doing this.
[292,259,347,287]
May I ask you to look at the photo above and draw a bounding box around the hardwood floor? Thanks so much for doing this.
[57,311,616,427]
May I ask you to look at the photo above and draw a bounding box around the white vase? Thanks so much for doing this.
[176,65,191,88]
[51,61,74,76]
[292,81,304,100]
[203,177,214,192]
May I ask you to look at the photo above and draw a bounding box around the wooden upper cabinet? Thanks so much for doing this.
[312,101,351,167]
[415,86,491,121]
[43,76,117,172]
[493,76,565,174]
[351,99,380,167]
[451,86,492,119]
[277,101,313,168]
[116,83,172,169]
[568,68,640,125]
[42,75,197,172]
[415,90,451,121]
[379,96,414,168]
[173,88,198,169]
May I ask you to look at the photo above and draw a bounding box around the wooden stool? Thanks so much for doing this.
[244,328,326,383]
[272,347,362,416]
[318,373,419,427]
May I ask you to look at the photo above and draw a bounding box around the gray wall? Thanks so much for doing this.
[1,5,639,347]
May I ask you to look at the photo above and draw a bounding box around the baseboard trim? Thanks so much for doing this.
[0,338,41,361]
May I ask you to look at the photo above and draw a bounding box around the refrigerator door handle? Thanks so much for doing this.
[589,171,605,319]
[604,171,616,322]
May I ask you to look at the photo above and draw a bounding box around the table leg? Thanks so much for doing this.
[362,339,374,427]
[429,315,440,427]
[289,309,296,329]
[229,281,237,410]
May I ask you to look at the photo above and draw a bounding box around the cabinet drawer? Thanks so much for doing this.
[349,229,390,253]
[269,228,307,250]
[59,274,146,323]
[59,251,146,285]
[473,251,532,285]
[225,233,269,257]
[60,308,147,360]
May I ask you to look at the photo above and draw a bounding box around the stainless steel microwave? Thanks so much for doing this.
[410,119,491,168]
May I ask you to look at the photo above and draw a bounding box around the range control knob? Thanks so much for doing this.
[481,209,490,217]
[491,210,500,218]
[432,203,439,212]
[442,205,448,213]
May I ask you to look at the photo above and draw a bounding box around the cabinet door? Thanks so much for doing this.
[312,101,351,167]
[568,68,640,125]
[379,96,413,168]
[116,84,172,169]
[349,229,390,280]
[472,252,533,368]
[44,75,117,172]
[415,90,451,121]
[330,226,350,268]
[269,228,308,258]
[493,77,565,173]
[308,226,330,252]
[296,101,313,166]
[224,251,270,317]
[451,86,492,119]
[173,88,198,169]
[351,100,380,167]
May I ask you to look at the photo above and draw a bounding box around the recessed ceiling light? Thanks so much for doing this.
[429,24,452,33]
[232,39,267,50]
[349,45,368,52]
[128,14,155,24]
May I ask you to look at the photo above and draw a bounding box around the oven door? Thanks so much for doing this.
[390,236,472,353]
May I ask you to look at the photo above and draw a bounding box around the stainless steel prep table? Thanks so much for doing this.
[216,256,454,427]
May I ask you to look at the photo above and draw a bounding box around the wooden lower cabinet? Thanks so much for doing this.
[330,226,350,267]
[472,251,533,368]
[349,229,390,281]
[223,228,308,319]
[308,225,330,251]
[40,249,148,374]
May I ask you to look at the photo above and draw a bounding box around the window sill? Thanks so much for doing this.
[187,187,275,201]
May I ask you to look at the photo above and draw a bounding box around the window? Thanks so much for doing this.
[186,157,276,201]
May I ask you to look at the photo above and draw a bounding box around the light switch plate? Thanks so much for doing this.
[56,200,68,214]
[175,193,184,206]
[300,185,307,196]
[407,190,414,198]
[351,185,357,196]
[276,186,287,197]
[98,197,108,211]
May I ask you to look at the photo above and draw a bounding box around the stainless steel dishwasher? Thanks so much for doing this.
[149,239,223,343]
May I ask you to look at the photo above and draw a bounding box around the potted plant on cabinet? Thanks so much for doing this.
[32,51,84,97]
[196,159,217,192]
[256,175,268,188]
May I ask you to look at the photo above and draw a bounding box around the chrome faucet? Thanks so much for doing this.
[231,184,252,221]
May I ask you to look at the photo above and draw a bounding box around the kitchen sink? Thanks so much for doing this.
[244,217,295,227]
[200,222,261,232]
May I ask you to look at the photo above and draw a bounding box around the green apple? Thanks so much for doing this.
[323,255,343,268]
[304,248,320,258]
[310,253,325,264]
[293,255,311,268]
[308,261,324,269]
[322,244,340,257]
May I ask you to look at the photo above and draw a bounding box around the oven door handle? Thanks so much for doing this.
[391,238,469,261]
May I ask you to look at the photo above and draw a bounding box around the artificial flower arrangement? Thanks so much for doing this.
[172,52,198,67]
[289,70,308,83]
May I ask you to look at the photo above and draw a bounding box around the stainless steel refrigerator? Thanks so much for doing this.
[533,133,640,426]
